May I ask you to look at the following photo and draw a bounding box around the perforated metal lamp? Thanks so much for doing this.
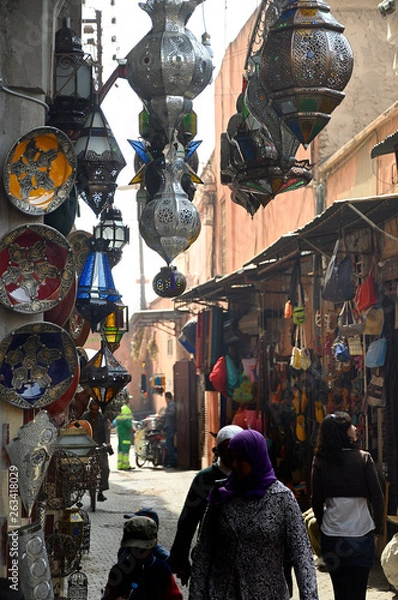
[74,95,126,215]
[75,238,122,331]
[79,341,132,410]
[93,204,130,268]
[49,17,93,140]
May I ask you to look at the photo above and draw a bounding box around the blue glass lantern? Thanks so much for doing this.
[76,238,122,331]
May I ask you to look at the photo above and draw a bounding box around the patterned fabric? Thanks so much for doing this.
[189,481,319,600]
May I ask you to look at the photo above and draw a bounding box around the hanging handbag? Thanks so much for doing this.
[363,306,384,336]
[355,262,377,312]
[348,335,362,356]
[322,238,356,303]
[366,373,386,407]
[332,336,351,362]
[290,325,311,371]
[365,336,387,368]
[338,301,365,336]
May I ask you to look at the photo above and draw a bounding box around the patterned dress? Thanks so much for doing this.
[189,480,319,600]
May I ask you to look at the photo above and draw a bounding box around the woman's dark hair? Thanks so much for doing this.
[315,411,353,464]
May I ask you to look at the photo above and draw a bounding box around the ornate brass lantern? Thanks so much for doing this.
[260,0,353,146]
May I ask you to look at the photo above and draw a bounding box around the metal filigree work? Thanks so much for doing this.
[38,449,87,510]
[139,152,201,264]
[6,411,59,517]
[0,224,75,314]
[46,533,81,578]
[18,522,54,600]
[126,0,213,142]
[3,126,77,215]
[260,0,353,145]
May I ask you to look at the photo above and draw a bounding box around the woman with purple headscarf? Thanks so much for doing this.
[189,429,319,600]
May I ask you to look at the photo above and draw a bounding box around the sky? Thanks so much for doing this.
[77,0,261,312]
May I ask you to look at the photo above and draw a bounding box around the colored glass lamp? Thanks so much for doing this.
[152,265,187,298]
[74,95,126,215]
[94,203,130,268]
[48,17,93,141]
[79,342,132,410]
[99,302,129,352]
[75,238,122,331]
[260,0,353,146]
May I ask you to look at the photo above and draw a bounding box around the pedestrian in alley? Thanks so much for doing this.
[101,515,182,600]
[311,411,384,600]
[189,429,319,600]
[116,395,135,470]
[83,400,112,502]
[163,391,177,468]
[168,424,243,585]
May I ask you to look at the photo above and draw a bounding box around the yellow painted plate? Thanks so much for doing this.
[3,126,77,215]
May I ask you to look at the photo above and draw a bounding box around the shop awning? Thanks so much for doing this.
[175,194,398,306]
[130,308,188,331]
[371,131,398,159]
[245,194,398,267]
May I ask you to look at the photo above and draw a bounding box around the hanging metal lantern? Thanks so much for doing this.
[99,302,129,352]
[260,0,353,146]
[49,17,93,141]
[152,265,187,298]
[125,0,213,143]
[76,238,122,331]
[93,204,130,268]
[67,568,88,600]
[74,95,126,215]
[139,151,201,264]
[79,342,132,410]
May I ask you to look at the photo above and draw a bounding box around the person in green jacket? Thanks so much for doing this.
[116,398,134,470]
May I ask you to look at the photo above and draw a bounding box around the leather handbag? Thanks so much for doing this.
[322,238,356,303]
[365,336,387,368]
[355,262,377,312]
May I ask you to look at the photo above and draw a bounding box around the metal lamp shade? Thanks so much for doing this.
[49,18,93,140]
[99,303,129,351]
[76,241,122,331]
[139,157,201,264]
[94,204,130,268]
[79,343,132,409]
[152,265,187,298]
[126,0,213,142]
[260,0,353,146]
[74,100,126,215]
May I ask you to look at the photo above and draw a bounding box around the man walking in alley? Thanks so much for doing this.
[163,392,177,468]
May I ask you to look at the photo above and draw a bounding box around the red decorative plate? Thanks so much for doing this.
[0,224,75,313]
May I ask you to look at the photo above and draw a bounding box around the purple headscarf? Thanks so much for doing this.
[210,429,277,504]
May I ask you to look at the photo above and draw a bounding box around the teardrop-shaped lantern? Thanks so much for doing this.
[260,0,353,146]
[139,155,201,264]
[125,0,213,142]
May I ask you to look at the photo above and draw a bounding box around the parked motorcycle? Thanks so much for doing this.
[134,415,166,468]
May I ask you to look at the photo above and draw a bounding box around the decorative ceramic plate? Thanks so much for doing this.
[3,126,77,215]
[0,322,79,410]
[0,224,75,313]
[44,275,77,327]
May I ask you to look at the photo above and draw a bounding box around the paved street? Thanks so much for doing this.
[79,432,397,600]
